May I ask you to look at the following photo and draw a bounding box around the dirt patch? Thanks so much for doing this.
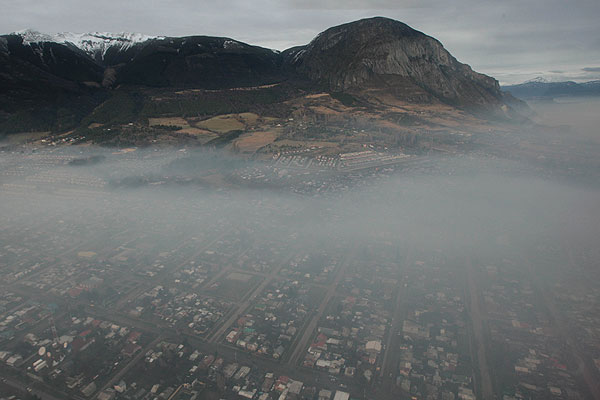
[227,272,253,282]
[273,139,339,148]
[148,117,190,128]
[233,130,280,153]
[197,114,245,133]
[178,127,216,136]
[237,112,260,125]
[309,106,343,116]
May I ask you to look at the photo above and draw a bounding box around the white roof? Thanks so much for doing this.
[366,340,382,352]
[333,391,350,400]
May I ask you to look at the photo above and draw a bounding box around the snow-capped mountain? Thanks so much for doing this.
[1,17,530,138]
[524,76,551,84]
[502,79,600,99]
[12,29,162,60]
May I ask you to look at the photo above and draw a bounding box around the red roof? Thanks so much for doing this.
[79,329,92,337]
[313,340,327,349]
[68,287,84,298]
[127,331,142,342]
[122,342,141,357]
[71,337,87,352]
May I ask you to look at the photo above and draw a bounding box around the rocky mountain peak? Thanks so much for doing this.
[289,17,503,108]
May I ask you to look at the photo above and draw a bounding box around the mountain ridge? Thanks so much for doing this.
[502,79,600,99]
[0,17,527,142]
[11,29,162,62]
[287,17,506,110]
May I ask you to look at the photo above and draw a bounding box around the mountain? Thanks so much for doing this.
[9,30,283,88]
[8,30,286,88]
[0,34,108,133]
[503,79,600,99]
[285,17,508,109]
[113,36,285,89]
[13,29,161,63]
[0,17,527,142]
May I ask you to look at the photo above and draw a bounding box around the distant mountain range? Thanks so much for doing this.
[0,17,525,141]
[502,79,600,99]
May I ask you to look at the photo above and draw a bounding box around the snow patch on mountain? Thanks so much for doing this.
[223,39,243,49]
[13,29,162,59]
[14,29,55,45]
[524,76,551,84]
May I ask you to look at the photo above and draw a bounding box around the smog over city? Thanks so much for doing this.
[1,2,600,400]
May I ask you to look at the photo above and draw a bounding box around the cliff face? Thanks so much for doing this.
[1,17,514,105]
[287,17,504,108]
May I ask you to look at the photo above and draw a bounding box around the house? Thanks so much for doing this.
[6,354,23,367]
[81,381,97,397]
[97,388,116,400]
[333,391,350,400]
[365,340,382,353]
[318,389,332,400]
[288,380,303,395]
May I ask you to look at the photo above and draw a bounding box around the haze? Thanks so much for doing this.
[1,97,600,399]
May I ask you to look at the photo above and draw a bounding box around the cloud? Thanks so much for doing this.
[582,67,600,72]
[1,0,599,84]
[286,0,425,10]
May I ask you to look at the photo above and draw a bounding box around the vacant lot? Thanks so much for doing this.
[233,130,280,153]
[197,114,246,133]
[206,272,262,301]
[148,117,190,128]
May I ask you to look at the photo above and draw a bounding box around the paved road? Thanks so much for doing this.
[466,257,495,400]
[286,254,350,367]
[1,376,73,400]
[96,335,164,397]
[206,257,289,343]
[4,266,364,400]
[525,257,600,400]
[379,278,406,380]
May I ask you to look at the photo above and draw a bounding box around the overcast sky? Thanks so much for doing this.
[3,0,600,84]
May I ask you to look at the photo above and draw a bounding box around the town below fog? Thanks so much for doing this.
[1,98,600,400]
